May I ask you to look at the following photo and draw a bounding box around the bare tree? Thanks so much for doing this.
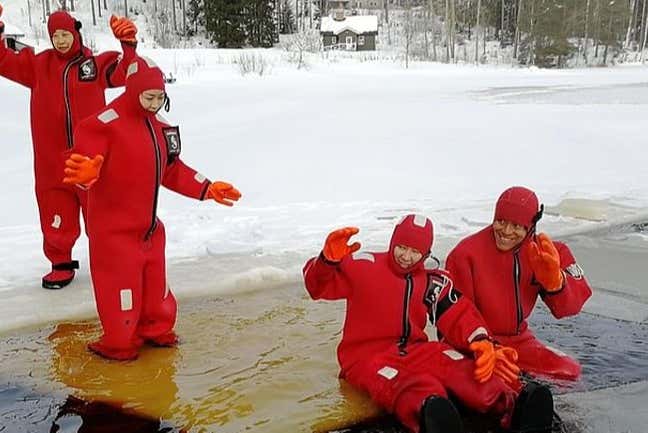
[624,0,637,49]
[513,0,522,61]
[27,0,33,27]
[91,0,97,25]
[97,0,101,17]
[474,0,481,64]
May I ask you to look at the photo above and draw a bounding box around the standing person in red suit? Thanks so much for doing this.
[445,186,593,381]
[62,56,242,361]
[304,214,555,433]
[0,5,138,289]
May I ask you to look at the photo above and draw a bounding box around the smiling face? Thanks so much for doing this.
[492,219,528,252]
[393,244,424,269]
[139,89,166,112]
[51,30,75,54]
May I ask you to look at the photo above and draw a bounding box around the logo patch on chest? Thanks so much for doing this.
[78,58,98,82]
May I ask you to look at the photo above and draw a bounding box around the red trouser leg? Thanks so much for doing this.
[497,330,581,381]
[345,350,448,433]
[406,343,517,417]
[88,235,144,360]
[138,223,177,345]
[36,185,84,265]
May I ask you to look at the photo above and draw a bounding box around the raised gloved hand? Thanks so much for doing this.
[207,181,241,207]
[62,153,104,187]
[493,345,520,384]
[110,15,137,44]
[527,233,564,292]
[323,227,360,263]
[470,340,520,385]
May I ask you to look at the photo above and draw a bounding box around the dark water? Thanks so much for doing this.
[2,306,647,433]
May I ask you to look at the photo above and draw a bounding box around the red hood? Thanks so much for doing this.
[388,214,434,275]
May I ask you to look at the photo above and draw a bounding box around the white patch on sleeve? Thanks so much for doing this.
[443,349,465,361]
[126,61,138,78]
[467,327,489,343]
[194,173,206,183]
[97,109,119,124]
[51,214,62,229]
[377,366,399,380]
[413,214,428,227]
[351,252,375,262]
[545,345,568,357]
[120,289,133,311]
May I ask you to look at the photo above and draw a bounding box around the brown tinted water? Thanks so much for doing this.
[1,289,647,433]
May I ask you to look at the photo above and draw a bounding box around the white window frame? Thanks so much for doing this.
[332,36,337,44]
[358,35,365,46]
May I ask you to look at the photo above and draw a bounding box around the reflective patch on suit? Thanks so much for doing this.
[164,284,170,299]
[98,109,119,124]
[377,366,398,380]
[78,58,97,81]
[467,327,488,343]
[156,113,170,125]
[545,345,568,357]
[120,289,133,311]
[352,252,375,262]
[413,214,428,227]
[141,56,158,68]
[126,61,138,78]
[565,263,585,280]
[51,214,62,229]
[442,349,465,361]
[194,173,206,183]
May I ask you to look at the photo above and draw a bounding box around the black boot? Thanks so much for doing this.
[509,382,554,433]
[420,395,463,433]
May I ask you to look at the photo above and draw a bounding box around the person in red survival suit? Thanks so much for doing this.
[0,5,138,289]
[445,186,593,381]
[304,214,555,433]
[61,56,242,361]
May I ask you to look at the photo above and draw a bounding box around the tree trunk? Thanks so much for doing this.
[124,0,129,17]
[172,0,177,32]
[91,0,97,25]
[475,0,481,64]
[97,0,102,17]
[181,0,187,35]
[582,0,591,65]
[513,0,522,62]
[641,1,648,63]
[70,0,74,12]
[625,0,637,48]
[27,0,33,27]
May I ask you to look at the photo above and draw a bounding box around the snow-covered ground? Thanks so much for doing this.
[2,44,648,332]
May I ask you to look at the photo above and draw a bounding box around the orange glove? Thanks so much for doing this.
[493,346,520,385]
[470,340,496,383]
[207,181,241,207]
[527,233,564,292]
[110,15,137,44]
[323,227,361,262]
[62,154,104,187]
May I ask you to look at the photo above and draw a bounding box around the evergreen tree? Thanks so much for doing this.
[245,0,277,47]
[205,0,247,48]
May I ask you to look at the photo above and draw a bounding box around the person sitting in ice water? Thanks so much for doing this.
[0,5,138,289]
[303,214,555,433]
[446,186,593,381]
[62,56,242,361]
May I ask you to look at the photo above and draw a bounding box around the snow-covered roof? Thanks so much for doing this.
[3,21,25,37]
[320,15,378,35]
